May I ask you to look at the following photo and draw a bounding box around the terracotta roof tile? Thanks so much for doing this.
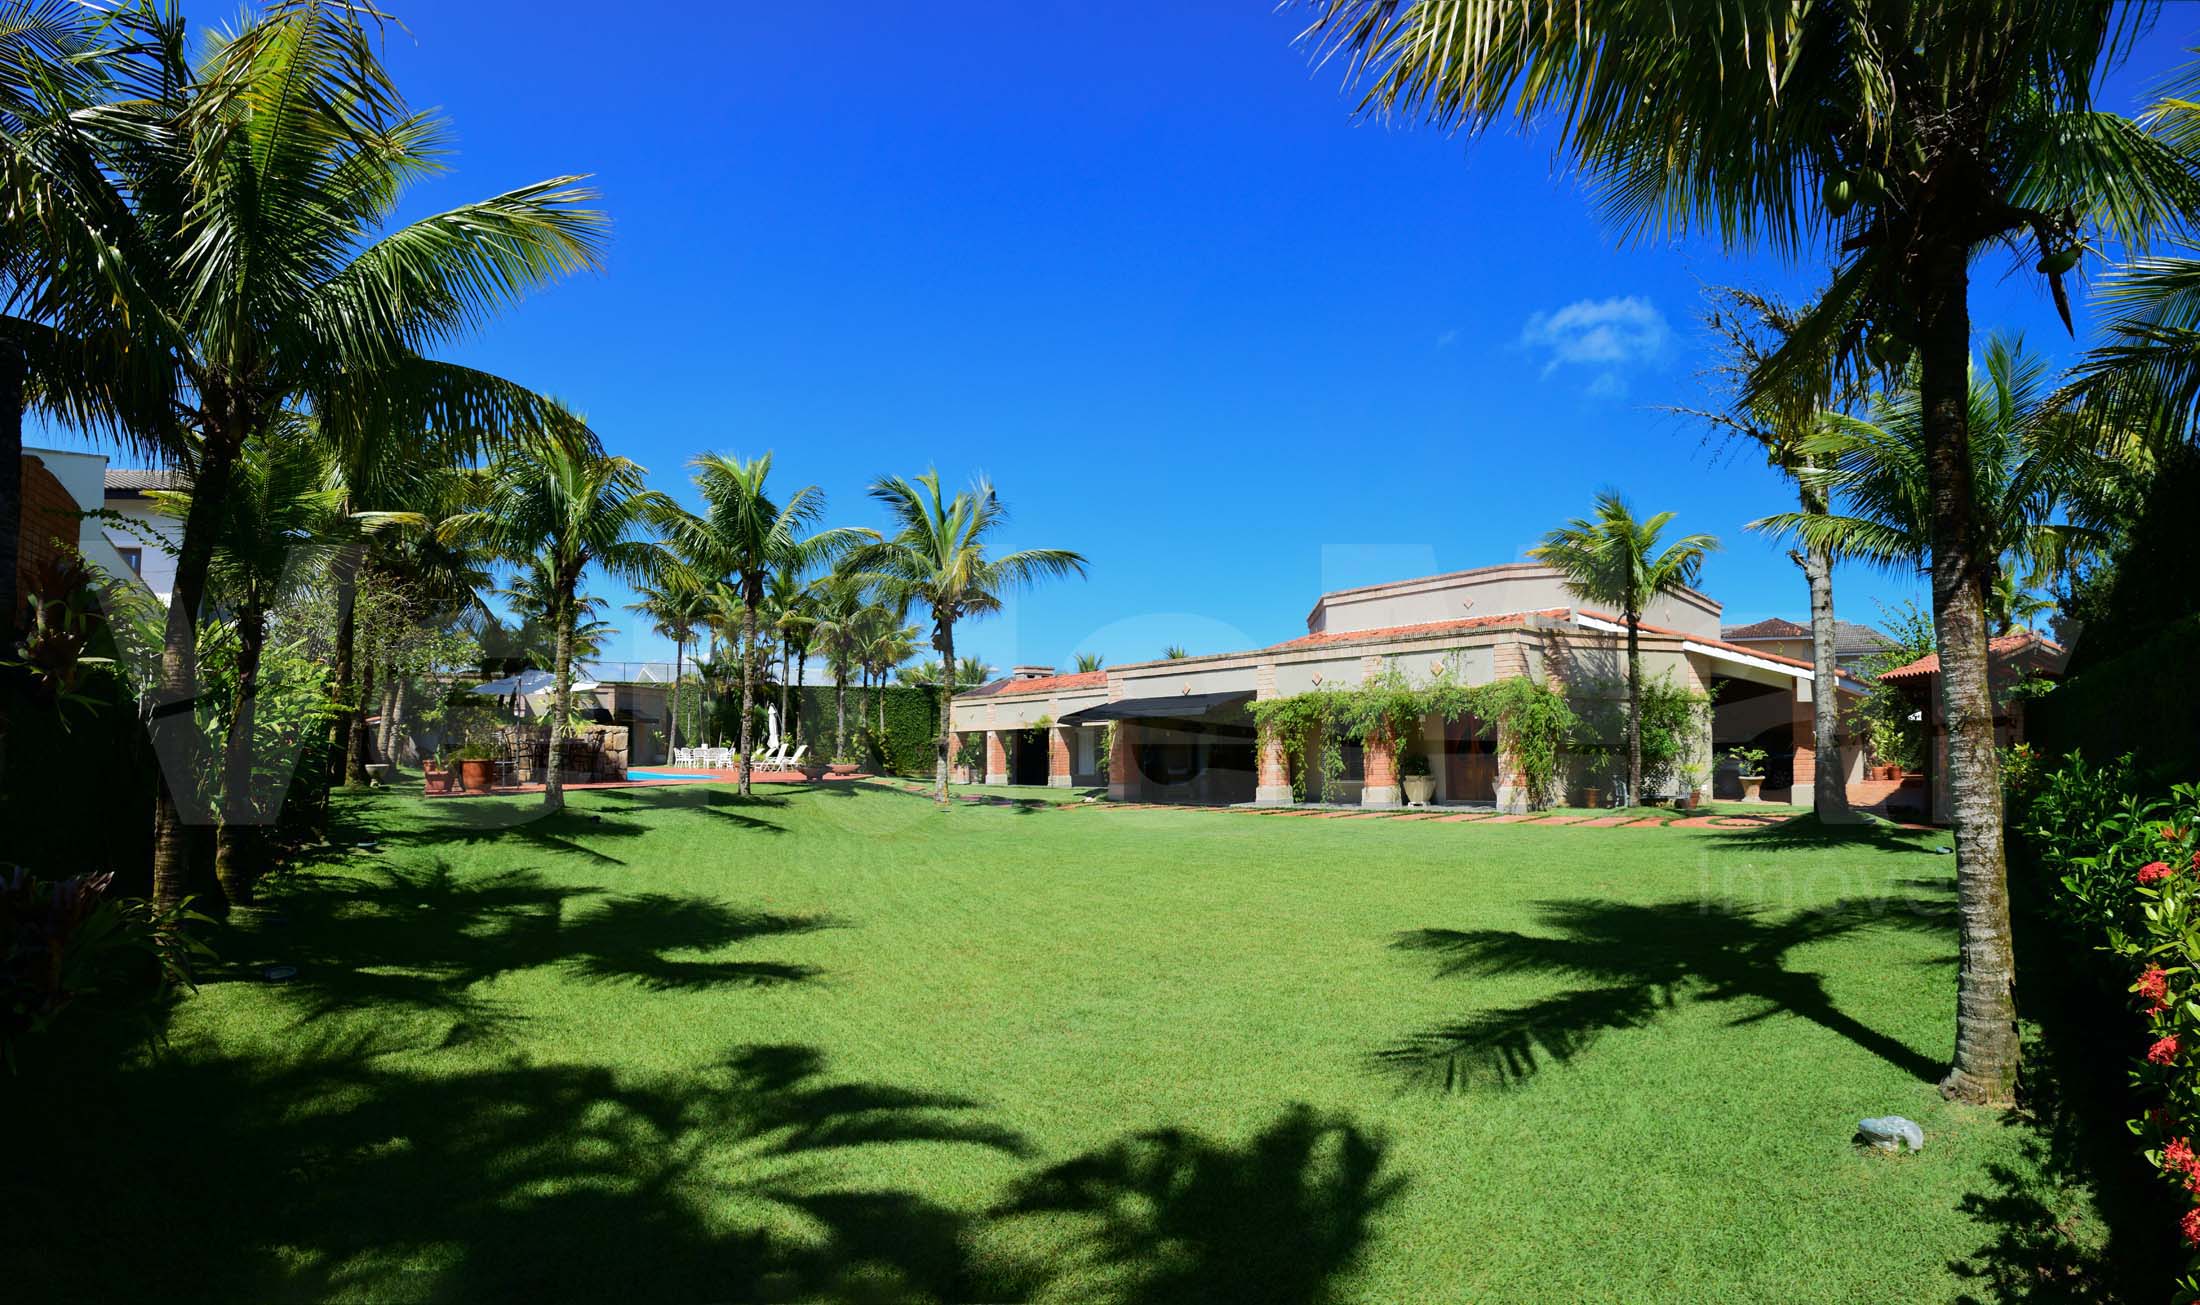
[1577,610,1868,691]
[1875,630,2065,682]
[972,669,1107,699]
[1721,617,1811,640]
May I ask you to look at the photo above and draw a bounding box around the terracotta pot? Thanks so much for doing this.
[827,762,858,777]
[1581,786,1603,810]
[800,762,830,780]
[1685,791,1704,810]
[458,758,496,794]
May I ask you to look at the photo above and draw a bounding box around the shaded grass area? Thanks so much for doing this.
[4,783,2152,1302]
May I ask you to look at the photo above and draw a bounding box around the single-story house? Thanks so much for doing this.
[1719,616,1892,674]
[950,562,1870,812]
[1875,629,2066,824]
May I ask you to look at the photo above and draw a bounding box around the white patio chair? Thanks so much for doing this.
[784,744,807,768]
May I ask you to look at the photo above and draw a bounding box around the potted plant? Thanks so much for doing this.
[451,740,498,794]
[1727,746,1768,802]
[1680,761,1711,810]
[1400,750,1436,807]
[827,751,859,778]
[1580,782,1604,809]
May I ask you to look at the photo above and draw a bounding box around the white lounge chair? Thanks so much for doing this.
[784,744,807,768]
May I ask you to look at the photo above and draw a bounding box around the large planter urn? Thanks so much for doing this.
[827,762,858,777]
[458,759,496,794]
[1581,785,1603,810]
[1739,775,1765,803]
[1402,775,1436,808]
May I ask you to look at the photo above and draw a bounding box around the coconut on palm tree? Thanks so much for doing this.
[442,436,675,812]
[863,471,1086,802]
[1530,493,1718,809]
[1296,0,2200,1104]
[672,453,872,797]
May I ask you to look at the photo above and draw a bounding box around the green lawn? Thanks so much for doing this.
[12,782,2114,1302]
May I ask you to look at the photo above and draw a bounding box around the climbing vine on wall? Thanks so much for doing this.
[1246,663,1577,807]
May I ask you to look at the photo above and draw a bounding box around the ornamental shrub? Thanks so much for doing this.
[2022,754,2200,1292]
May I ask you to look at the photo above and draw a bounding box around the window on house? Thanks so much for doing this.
[115,547,142,575]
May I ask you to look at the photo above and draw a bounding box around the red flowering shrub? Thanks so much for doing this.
[2022,758,2200,1298]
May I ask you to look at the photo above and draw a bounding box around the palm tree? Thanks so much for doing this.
[33,2,604,908]
[1295,0,2200,1105]
[673,454,872,797]
[897,656,991,689]
[857,608,921,738]
[442,437,675,813]
[1161,645,1190,660]
[628,565,711,763]
[1073,653,1104,673]
[864,472,1087,802]
[1680,286,1862,822]
[1530,492,1718,809]
[149,423,411,904]
[805,569,869,759]
[1755,338,2130,634]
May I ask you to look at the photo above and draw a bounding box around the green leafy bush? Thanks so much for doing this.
[1,867,208,1068]
[2022,753,2200,1283]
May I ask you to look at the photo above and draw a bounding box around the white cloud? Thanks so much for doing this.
[1583,372,1629,400]
[1434,327,1460,349]
[1518,295,1671,396]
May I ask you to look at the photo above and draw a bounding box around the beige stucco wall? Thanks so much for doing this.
[1307,562,1722,640]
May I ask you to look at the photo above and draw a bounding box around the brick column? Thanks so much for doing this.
[1786,687,1815,803]
[1361,726,1400,808]
[1108,722,1137,801]
[1255,722,1291,805]
[1047,726,1072,788]
[984,730,1008,786]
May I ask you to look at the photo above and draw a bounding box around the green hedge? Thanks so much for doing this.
[2030,614,2200,791]
[794,683,941,777]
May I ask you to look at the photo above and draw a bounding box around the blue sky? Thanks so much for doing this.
[40,4,2198,675]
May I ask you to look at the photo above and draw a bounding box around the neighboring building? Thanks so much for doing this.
[1719,616,1892,673]
[1875,630,2067,825]
[950,561,1870,812]
[16,447,152,602]
[99,467,184,604]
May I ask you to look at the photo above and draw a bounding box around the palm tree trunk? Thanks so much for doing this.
[386,671,409,768]
[545,586,574,814]
[1916,229,2018,1105]
[350,660,376,783]
[794,644,806,751]
[215,605,269,905]
[375,663,398,763]
[834,664,846,758]
[779,645,791,752]
[667,636,683,761]
[0,340,22,790]
[1623,601,1642,807]
[328,547,362,783]
[935,622,954,802]
[151,417,245,913]
[1799,513,1854,822]
[738,599,758,797]
[878,671,887,734]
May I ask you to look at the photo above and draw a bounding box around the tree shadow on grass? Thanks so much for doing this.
[7,1035,1027,1305]
[1704,813,1947,857]
[1377,896,1952,1091]
[992,1104,1405,1305]
[221,857,837,1040]
[1946,863,2177,1302]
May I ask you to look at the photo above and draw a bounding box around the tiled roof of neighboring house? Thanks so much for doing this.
[1577,609,1869,692]
[1721,617,1810,640]
[971,669,1108,699]
[1721,617,1895,657]
[104,467,181,496]
[1875,630,2066,683]
[1268,609,1572,651]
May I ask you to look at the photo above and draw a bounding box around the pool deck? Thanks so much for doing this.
[423,769,874,798]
